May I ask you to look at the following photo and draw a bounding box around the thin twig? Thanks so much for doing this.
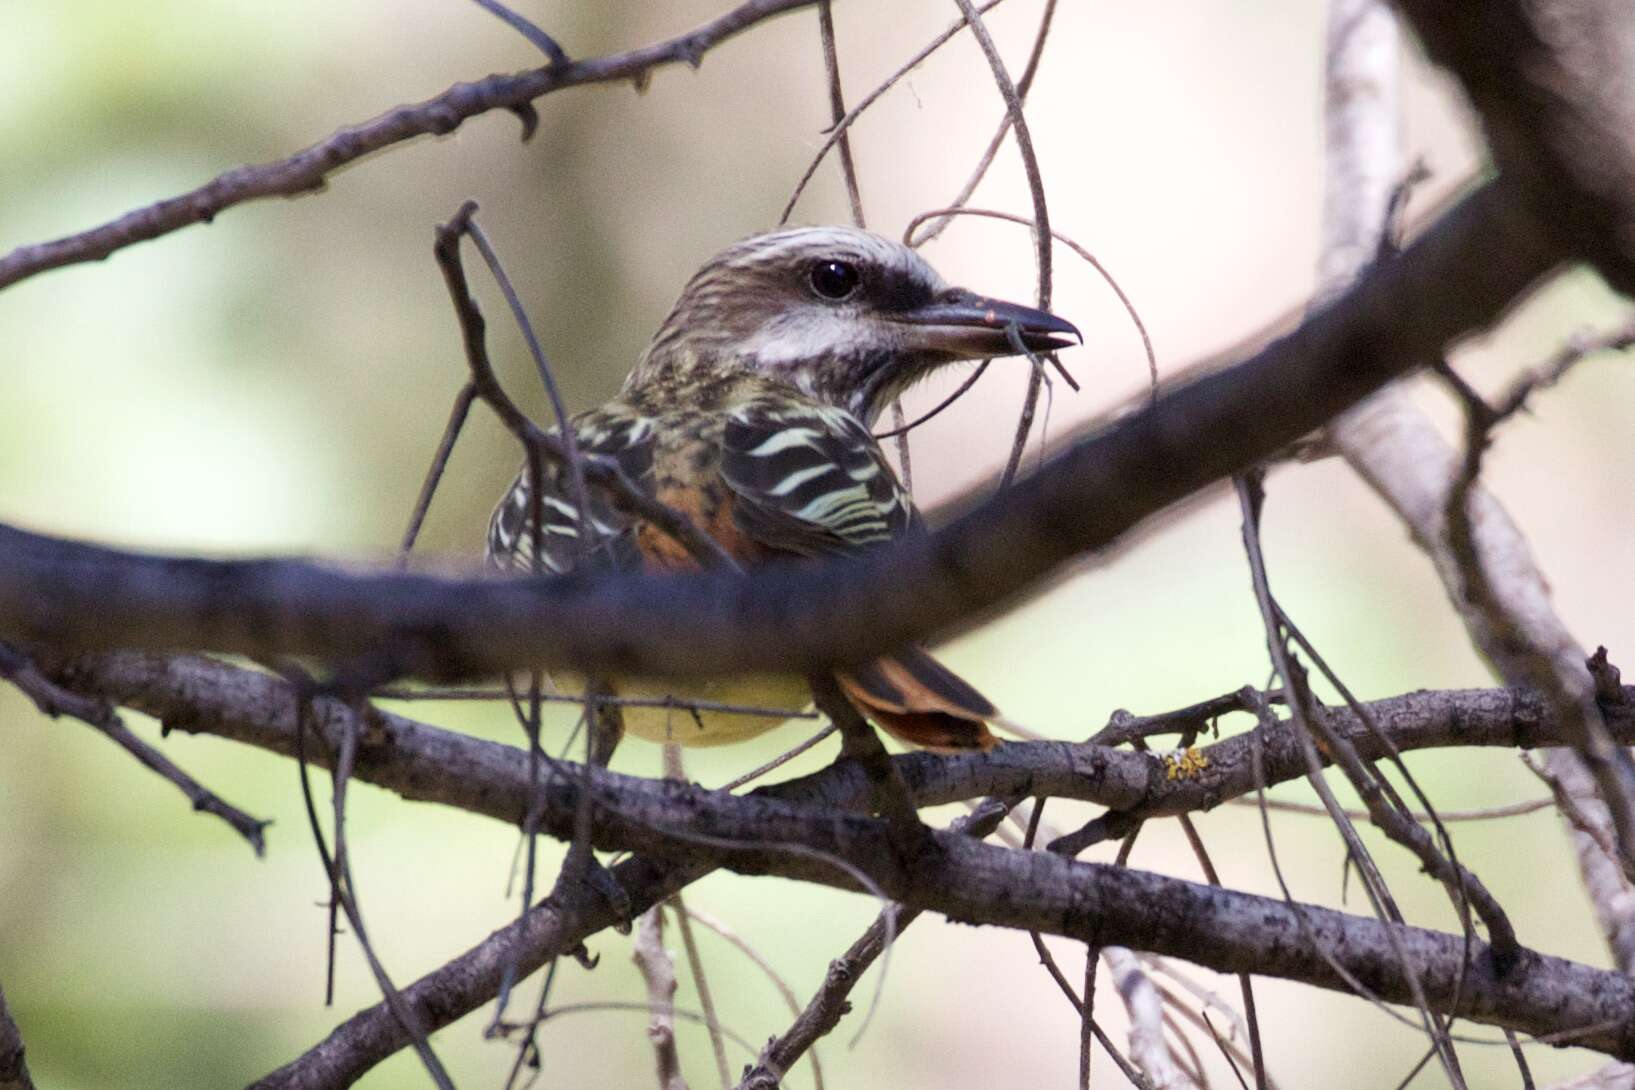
[496,1000,762,1057]
[943,0,1054,488]
[909,0,1059,247]
[633,907,690,1090]
[1235,474,1466,1086]
[1173,815,1266,1089]
[1143,961,1273,1090]
[734,801,1008,1090]
[1106,946,1200,1090]
[284,675,456,1090]
[678,906,826,1090]
[469,0,570,66]
[816,1,865,229]
[434,201,734,571]
[779,0,1012,224]
[664,743,730,1090]
[718,726,840,792]
[1230,795,1557,823]
[332,707,458,1090]
[398,383,478,560]
[1080,941,1097,1090]
[871,361,990,440]
[673,893,731,1090]
[1278,607,1518,967]
[811,0,917,501]
[1024,800,1148,1088]
[0,641,268,853]
[904,205,1155,394]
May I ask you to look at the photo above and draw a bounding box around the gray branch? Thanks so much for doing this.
[33,650,1635,1084]
[0,178,1565,683]
[0,0,817,291]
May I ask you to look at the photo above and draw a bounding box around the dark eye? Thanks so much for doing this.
[808,259,861,300]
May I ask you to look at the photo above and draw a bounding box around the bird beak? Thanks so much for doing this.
[890,289,1082,359]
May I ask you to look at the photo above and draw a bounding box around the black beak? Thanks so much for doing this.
[890,289,1082,359]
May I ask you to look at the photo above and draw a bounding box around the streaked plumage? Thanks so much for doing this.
[487,226,1079,749]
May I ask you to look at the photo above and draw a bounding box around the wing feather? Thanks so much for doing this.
[486,408,655,576]
[719,399,913,557]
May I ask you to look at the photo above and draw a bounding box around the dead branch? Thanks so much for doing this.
[0,0,818,291]
[0,180,1565,683]
[42,650,1635,832]
[33,651,1635,1084]
[0,641,267,853]
[1105,947,1199,1090]
[634,908,690,1090]
[735,800,1006,1089]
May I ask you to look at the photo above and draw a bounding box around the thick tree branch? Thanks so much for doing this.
[0,0,817,292]
[46,651,1635,832]
[68,648,1634,1084]
[0,181,1564,682]
[1393,0,1635,295]
[266,759,1635,1066]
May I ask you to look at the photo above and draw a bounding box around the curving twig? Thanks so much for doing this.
[469,0,570,66]
[945,0,1054,489]
[907,0,1059,248]
[779,0,1011,224]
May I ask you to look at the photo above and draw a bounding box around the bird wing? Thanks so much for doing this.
[718,398,915,558]
[719,397,998,751]
[486,407,656,576]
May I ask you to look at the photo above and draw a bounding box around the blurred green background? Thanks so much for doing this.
[2,2,1633,1087]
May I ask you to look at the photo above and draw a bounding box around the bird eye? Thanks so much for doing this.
[808,259,861,301]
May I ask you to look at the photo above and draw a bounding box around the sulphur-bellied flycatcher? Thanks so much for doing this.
[487,226,1079,750]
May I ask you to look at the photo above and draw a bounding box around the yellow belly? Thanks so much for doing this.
[556,673,814,747]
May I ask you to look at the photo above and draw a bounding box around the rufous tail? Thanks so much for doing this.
[837,648,999,752]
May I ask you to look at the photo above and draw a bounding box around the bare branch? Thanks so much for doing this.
[0,641,268,853]
[0,182,1565,683]
[735,800,1007,1090]
[634,908,690,1090]
[1394,0,1635,294]
[1105,947,1199,1090]
[1546,1063,1635,1090]
[0,0,817,291]
[80,643,1628,1083]
[41,650,1635,839]
[1317,0,1635,1000]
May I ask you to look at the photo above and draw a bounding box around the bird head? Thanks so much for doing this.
[632,226,1080,423]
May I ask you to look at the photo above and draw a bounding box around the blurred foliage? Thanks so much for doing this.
[1,2,1633,1087]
